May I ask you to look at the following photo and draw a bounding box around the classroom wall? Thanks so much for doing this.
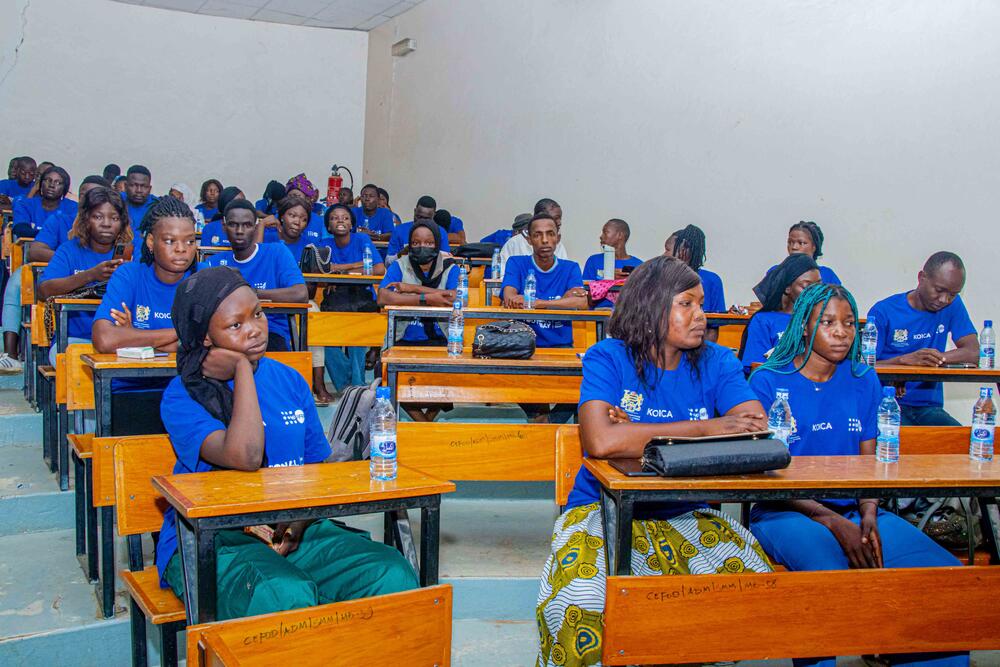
[364,0,1000,416]
[0,0,368,204]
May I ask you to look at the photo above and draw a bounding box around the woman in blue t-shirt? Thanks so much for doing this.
[781,220,841,285]
[740,253,821,374]
[195,178,222,226]
[156,267,416,620]
[748,283,967,667]
[535,256,774,667]
[38,186,131,364]
[664,224,725,342]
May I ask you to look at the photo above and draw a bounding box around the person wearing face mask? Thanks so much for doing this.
[378,221,459,422]
[497,198,569,278]
[740,253,821,374]
[384,195,451,264]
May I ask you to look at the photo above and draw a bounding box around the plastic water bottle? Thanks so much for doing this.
[369,387,397,481]
[491,247,501,279]
[979,320,995,370]
[970,386,996,461]
[876,386,901,463]
[602,244,615,279]
[524,270,537,309]
[447,300,464,358]
[362,245,373,276]
[767,388,793,447]
[457,265,469,307]
[861,321,878,367]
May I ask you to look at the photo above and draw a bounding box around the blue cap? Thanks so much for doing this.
[376,386,390,400]
[883,386,895,398]
[986,320,993,328]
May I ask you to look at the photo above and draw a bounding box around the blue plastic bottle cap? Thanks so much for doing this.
[376,386,390,400]
[883,386,895,398]
[986,320,993,328]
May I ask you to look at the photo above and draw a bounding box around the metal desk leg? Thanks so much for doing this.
[85,460,98,583]
[73,451,86,557]
[419,500,442,586]
[599,487,617,577]
[41,375,53,469]
[383,511,396,547]
[178,517,217,625]
[95,374,111,438]
[57,405,69,490]
[299,312,308,351]
[980,497,1000,564]
[390,509,419,575]
[58,308,68,355]
[387,368,398,407]
[385,315,396,350]
[612,491,634,576]
[100,506,115,618]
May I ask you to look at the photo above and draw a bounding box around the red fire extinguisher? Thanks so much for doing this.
[326,164,354,206]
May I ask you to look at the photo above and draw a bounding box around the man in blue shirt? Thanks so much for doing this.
[385,195,450,262]
[867,251,980,426]
[582,219,642,309]
[434,209,466,247]
[122,164,157,234]
[0,156,35,203]
[201,199,308,351]
[351,183,396,241]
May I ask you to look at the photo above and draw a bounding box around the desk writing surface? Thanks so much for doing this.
[382,346,582,369]
[875,364,1000,380]
[584,455,1000,491]
[259,302,310,310]
[384,304,608,318]
[82,353,176,370]
[153,461,455,519]
[302,272,381,282]
[53,297,101,306]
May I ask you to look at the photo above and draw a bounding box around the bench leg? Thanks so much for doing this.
[129,597,148,667]
[980,497,1000,564]
[159,623,179,667]
[100,506,116,618]
[57,406,69,491]
[73,452,86,557]
[383,511,395,547]
[85,460,98,583]
[41,378,53,470]
[419,502,441,587]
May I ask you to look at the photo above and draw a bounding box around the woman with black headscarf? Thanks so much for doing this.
[377,220,458,420]
[739,253,821,373]
[154,266,417,620]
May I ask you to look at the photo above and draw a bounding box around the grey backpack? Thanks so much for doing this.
[326,377,382,462]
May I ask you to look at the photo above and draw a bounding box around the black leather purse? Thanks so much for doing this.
[472,320,536,359]
[452,242,500,259]
[641,434,790,477]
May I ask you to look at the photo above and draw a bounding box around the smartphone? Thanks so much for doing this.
[620,265,635,275]
[113,243,125,260]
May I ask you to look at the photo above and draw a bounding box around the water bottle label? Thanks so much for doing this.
[972,427,994,443]
[447,324,463,343]
[371,435,396,458]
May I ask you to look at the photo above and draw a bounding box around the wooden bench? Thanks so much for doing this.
[184,585,453,667]
[113,434,185,667]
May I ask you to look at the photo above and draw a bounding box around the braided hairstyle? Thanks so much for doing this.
[751,282,869,379]
[789,221,825,259]
[668,224,707,271]
[138,196,196,266]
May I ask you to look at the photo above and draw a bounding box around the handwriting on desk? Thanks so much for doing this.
[449,430,526,448]
[241,606,374,645]
[644,577,778,602]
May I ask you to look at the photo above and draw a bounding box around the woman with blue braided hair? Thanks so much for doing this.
[748,283,967,667]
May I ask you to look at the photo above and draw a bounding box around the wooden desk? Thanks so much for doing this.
[260,301,309,351]
[875,363,1000,385]
[584,455,1000,575]
[384,305,609,347]
[382,346,582,405]
[53,297,101,353]
[153,461,455,624]
[82,354,177,437]
[302,272,382,286]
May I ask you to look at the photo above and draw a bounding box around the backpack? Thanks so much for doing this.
[325,377,381,462]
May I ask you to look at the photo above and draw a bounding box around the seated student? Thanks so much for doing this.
[582,218,642,309]
[121,165,157,235]
[315,204,385,392]
[377,187,402,226]
[867,251,978,426]
[769,221,840,285]
[536,256,774,667]
[37,186,131,364]
[351,183,396,242]
[201,186,254,247]
[337,185,354,207]
[385,195,451,263]
[156,266,417,619]
[101,163,121,184]
[12,165,77,238]
[254,180,286,219]
[0,156,36,202]
[31,175,112,263]
[498,198,568,277]
[434,209,466,247]
[481,213,530,279]
[286,173,325,217]
[112,175,126,193]
[501,213,587,423]
[91,197,197,435]
[740,253,821,374]
[201,199,308,352]
[664,224,724,342]
[749,283,967,667]
[378,221,458,422]
[167,182,203,228]
[196,179,223,224]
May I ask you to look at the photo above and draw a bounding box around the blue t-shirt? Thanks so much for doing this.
[480,229,513,247]
[741,311,791,373]
[0,179,31,199]
[351,206,396,234]
[581,253,643,281]
[303,213,327,243]
[199,220,229,247]
[196,204,219,222]
[867,292,977,407]
[316,232,377,265]
[95,261,188,391]
[699,268,726,314]
[252,198,275,216]
[750,361,880,508]
[386,221,451,258]
[121,193,156,233]
[202,243,305,343]
[155,357,331,584]
[566,338,756,514]
[39,240,114,338]
[441,215,465,233]
[277,235,309,265]
[33,210,75,251]
[12,196,77,237]
[500,256,584,348]
[379,260,458,341]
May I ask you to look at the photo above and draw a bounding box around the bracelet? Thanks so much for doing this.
[419,293,426,305]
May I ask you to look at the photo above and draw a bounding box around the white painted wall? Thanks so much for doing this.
[365,0,1000,417]
[0,0,368,203]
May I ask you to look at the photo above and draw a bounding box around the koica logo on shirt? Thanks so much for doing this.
[893,329,908,343]
[646,408,674,418]
[912,332,932,340]
[153,312,170,320]
[812,422,833,431]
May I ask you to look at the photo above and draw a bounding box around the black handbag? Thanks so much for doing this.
[452,242,499,259]
[299,243,330,275]
[641,436,790,477]
[472,320,536,359]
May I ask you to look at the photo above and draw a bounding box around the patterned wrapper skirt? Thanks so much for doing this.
[535,502,774,667]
